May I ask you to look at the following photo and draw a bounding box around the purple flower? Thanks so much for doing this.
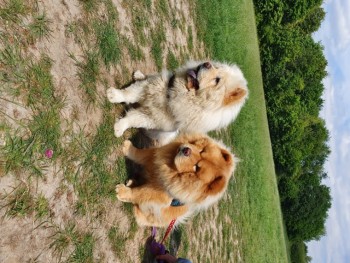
[45,149,53,159]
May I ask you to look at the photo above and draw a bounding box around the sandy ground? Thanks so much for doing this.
[0,0,203,263]
[0,0,213,262]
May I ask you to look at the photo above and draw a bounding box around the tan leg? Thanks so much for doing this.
[134,204,189,227]
[122,140,156,165]
[116,184,170,204]
[160,205,189,223]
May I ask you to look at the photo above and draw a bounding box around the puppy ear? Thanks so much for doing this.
[207,175,226,195]
[223,87,247,105]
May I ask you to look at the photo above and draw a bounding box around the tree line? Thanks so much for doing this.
[252,0,331,261]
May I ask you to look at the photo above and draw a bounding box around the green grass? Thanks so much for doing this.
[108,226,128,256]
[150,28,166,71]
[0,0,290,262]
[3,185,34,217]
[127,2,150,46]
[95,21,121,67]
[120,35,145,61]
[50,223,94,262]
[28,12,52,43]
[167,51,180,70]
[1,53,63,177]
[35,194,50,218]
[70,50,100,103]
[191,0,290,262]
[0,0,27,23]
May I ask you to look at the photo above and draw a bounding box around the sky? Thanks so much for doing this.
[308,0,350,262]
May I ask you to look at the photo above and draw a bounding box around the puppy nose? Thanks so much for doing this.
[181,147,191,156]
[203,62,211,69]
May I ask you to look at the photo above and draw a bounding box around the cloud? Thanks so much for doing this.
[309,0,350,262]
[330,0,350,50]
[339,133,350,160]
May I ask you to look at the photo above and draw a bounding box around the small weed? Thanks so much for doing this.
[2,133,43,176]
[68,233,94,263]
[108,226,127,256]
[187,26,194,53]
[78,0,98,12]
[2,52,64,162]
[74,104,123,214]
[167,51,179,70]
[29,106,63,156]
[50,222,95,263]
[0,0,27,23]
[4,185,34,217]
[129,4,150,46]
[120,36,144,61]
[138,0,152,10]
[27,13,52,43]
[154,0,169,18]
[0,37,28,94]
[70,50,100,103]
[34,194,50,219]
[150,28,166,71]
[25,55,57,107]
[50,223,77,260]
[95,21,121,67]
[104,0,118,22]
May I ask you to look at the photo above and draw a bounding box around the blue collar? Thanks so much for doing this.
[171,199,184,206]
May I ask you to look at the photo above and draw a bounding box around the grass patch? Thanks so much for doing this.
[70,50,100,104]
[35,194,50,218]
[187,26,194,53]
[95,21,121,67]
[28,12,52,43]
[3,185,34,217]
[25,55,57,106]
[150,28,166,71]
[78,0,98,12]
[0,0,27,23]
[108,226,128,256]
[126,1,150,46]
[1,54,63,177]
[190,0,290,262]
[154,0,169,19]
[68,233,94,263]
[120,35,144,61]
[0,36,28,95]
[73,104,124,215]
[50,223,94,262]
[166,51,179,70]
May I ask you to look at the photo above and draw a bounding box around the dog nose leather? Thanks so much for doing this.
[182,147,191,156]
[203,62,212,69]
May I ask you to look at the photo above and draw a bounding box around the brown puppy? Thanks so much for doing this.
[116,133,237,227]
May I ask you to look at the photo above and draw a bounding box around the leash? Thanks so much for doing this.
[150,219,176,263]
[149,199,182,261]
[160,218,176,244]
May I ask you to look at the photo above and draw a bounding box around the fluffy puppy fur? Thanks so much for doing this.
[107,61,248,144]
[115,133,237,227]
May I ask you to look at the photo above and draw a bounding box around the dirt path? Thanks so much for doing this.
[0,1,241,262]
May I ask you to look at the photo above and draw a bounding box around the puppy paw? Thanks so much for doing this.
[114,119,128,137]
[107,87,124,103]
[116,184,132,202]
[122,140,132,156]
[126,179,134,187]
[133,70,145,81]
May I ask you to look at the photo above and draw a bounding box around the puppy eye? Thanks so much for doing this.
[215,77,220,85]
[193,164,201,172]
